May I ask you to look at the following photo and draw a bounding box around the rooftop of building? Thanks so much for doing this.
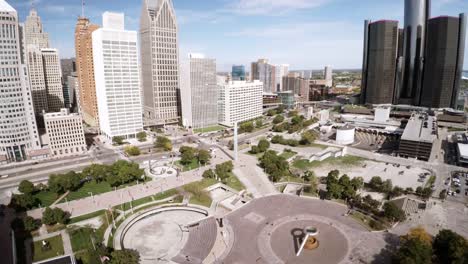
[44,109,80,119]
[457,143,468,158]
[400,113,437,143]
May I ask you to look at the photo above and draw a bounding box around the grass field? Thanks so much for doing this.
[194,125,226,133]
[69,228,96,252]
[224,173,245,191]
[32,235,64,262]
[113,188,179,211]
[34,191,59,207]
[66,182,113,201]
[185,178,218,208]
[68,210,106,225]
[175,160,201,172]
[280,150,297,160]
[292,155,365,170]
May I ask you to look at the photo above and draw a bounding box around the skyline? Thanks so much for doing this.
[10,0,468,71]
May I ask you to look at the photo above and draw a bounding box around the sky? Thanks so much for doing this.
[9,0,468,71]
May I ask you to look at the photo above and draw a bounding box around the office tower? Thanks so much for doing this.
[44,109,86,157]
[75,17,99,126]
[399,0,430,105]
[218,81,263,127]
[0,1,40,162]
[282,72,308,100]
[93,12,143,140]
[232,65,246,81]
[60,58,76,85]
[275,64,289,92]
[324,65,333,87]
[421,14,466,108]
[41,49,64,112]
[140,0,181,127]
[180,54,218,129]
[360,20,399,105]
[251,59,276,93]
[67,73,80,112]
[23,8,50,114]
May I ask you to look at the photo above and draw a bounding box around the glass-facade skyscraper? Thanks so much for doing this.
[232,65,246,81]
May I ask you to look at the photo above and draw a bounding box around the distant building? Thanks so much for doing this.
[180,53,218,129]
[275,64,289,92]
[44,109,86,157]
[93,12,144,140]
[41,49,65,112]
[309,79,329,101]
[140,0,181,127]
[75,17,100,126]
[324,65,333,83]
[232,65,246,81]
[336,125,355,145]
[420,14,466,108]
[398,113,437,161]
[218,81,263,127]
[60,58,76,85]
[360,20,399,105]
[67,72,79,112]
[251,59,276,93]
[277,91,295,109]
[282,72,308,100]
[0,1,41,162]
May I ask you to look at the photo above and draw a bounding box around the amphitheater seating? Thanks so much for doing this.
[172,217,217,264]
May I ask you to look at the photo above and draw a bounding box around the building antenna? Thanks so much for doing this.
[31,0,35,10]
[81,0,85,18]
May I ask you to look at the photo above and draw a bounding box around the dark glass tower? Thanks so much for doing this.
[420,14,466,108]
[232,65,246,81]
[360,20,399,105]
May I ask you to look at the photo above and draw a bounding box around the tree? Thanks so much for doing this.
[257,139,270,152]
[381,179,393,194]
[259,151,289,182]
[255,119,263,128]
[369,176,383,191]
[113,136,125,145]
[124,146,141,156]
[112,161,144,185]
[215,161,234,181]
[240,122,254,133]
[197,149,211,165]
[288,110,299,117]
[389,186,404,199]
[136,131,147,142]
[403,227,433,247]
[249,145,259,154]
[276,105,285,114]
[267,109,277,116]
[23,216,41,232]
[383,202,406,223]
[180,147,196,165]
[10,193,37,210]
[326,170,342,199]
[18,180,35,194]
[110,249,140,264]
[154,136,172,151]
[202,169,216,179]
[439,189,447,200]
[83,164,111,183]
[42,207,69,225]
[273,115,284,124]
[350,177,364,191]
[433,229,468,264]
[300,130,318,145]
[303,171,318,194]
[271,135,283,144]
[392,237,433,264]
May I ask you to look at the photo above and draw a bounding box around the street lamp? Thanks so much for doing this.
[88,192,94,203]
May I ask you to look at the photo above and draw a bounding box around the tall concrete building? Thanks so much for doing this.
[275,64,289,92]
[75,17,99,126]
[282,72,308,100]
[361,20,399,105]
[23,8,49,49]
[93,12,143,140]
[421,14,466,108]
[140,0,181,127]
[324,65,333,82]
[67,72,79,112]
[251,59,276,93]
[180,54,218,129]
[0,1,41,162]
[44,109,86,157]
[218,81,263,127]
[60,58,76,85]
[41,49,64,112]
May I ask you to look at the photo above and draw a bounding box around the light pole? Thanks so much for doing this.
[88,192,94,203]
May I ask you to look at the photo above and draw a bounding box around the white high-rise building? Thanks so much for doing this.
[140,0,180,127]
[180,53,218,130]
[23,9,49,49]
[92,12,143,140]
[218,81,263,127]
[25,45,48,113]
[324,65,333,87]
[44,109,86,157]
[275,64,289,92]
[0,1,40,162]
[42,49,64,112]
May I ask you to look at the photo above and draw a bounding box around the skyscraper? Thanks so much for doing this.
[324,65,333,86]
[75,17,99,126]
[275,64,289,92]
[420,14,466,108]
[0,0,40,161]
[140,0,180,127]
[361,20,399,105]
[42,49,64,112]
[399,0,430,105]
[232,65,246,81]
[251,59,276,93]
[180,53,218,129]
[93,12,144,140]
[23,8,49,49]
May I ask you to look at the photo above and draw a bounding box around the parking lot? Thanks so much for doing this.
[444,171,468,202]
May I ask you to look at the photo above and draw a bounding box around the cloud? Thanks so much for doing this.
[227,0,331,15]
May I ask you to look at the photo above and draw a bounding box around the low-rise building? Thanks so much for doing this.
[456,143,468,166]
[398,113,437,161]
[44,108,86,157]
[218,80,263,127]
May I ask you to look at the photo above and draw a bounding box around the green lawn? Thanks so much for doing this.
[279,175,305,183]
[113,188,179,211]
[189,194,212,208]
[280,150,297,160]
[292,155,365,170]
[184,178,218,208]
[34,191,60,207]
[194,125,226,133]
[69,228,96,252]
[69,210,106,225]
[66,182,113,201]
[349,211,387,231]
[32,235,64,262]
[426,175,436,188]
[175,160,201,171]
[223,173,245,191]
